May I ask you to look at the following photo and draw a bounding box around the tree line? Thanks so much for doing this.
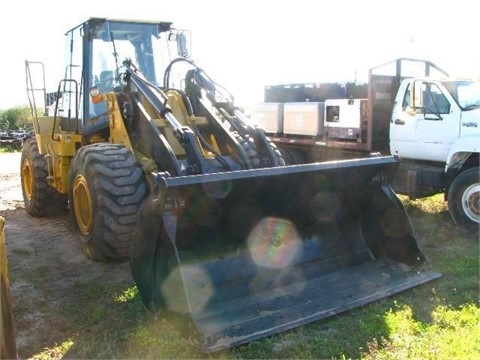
[0,106,33,133]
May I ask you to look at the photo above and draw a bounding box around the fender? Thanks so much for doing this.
[445,134,480,171]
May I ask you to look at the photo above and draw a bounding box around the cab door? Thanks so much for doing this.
[390,80,418,158]
[414,81,460,162]
[390,79,459,162]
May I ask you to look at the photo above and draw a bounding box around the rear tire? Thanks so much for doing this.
[447,167,479,234]
[69,143,147,261]
[21,138,67,216]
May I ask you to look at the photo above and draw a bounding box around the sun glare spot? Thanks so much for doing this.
[247,217,301,268]
[189,196,222,226]
[310,191,341,222]
[202,179,233,199]
[249,267,306,302]
[161,265,213,314]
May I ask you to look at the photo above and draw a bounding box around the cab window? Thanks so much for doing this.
[421,82,450,114]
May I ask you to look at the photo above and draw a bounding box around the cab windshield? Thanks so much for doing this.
[89,20,187,89]
[443,81,480,110]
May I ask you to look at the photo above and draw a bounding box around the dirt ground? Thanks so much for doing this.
[0,152,132,358]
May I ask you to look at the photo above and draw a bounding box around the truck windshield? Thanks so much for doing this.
[90,20,188,88]
[443,81,480,110]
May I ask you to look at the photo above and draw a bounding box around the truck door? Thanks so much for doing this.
[390,81,418,157]
[390,80,459,162]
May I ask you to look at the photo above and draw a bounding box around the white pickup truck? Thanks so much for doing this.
[252,58,480,233]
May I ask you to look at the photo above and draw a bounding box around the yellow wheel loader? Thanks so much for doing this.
[23,18,440,353]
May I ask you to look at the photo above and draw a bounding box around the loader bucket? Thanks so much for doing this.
[130,155,440,353]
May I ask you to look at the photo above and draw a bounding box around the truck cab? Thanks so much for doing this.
[389,76,480,233]
[390,78,480,163]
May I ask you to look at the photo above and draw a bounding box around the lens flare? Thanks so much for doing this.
[249,267,306,303]
[247,217,301,268]
[202,179,233,199]
[310,191,341,222]
[188,196,222,226]
[161,264,213,314]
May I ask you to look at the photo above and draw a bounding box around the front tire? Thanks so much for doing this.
[448,167,480,234]
[69,143,147,261]
[21,138,67,216]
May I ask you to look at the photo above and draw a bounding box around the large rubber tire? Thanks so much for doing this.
[447,167,480,234]
[21,138,68,216]
[69,143,147,261]
[235,132,286,168]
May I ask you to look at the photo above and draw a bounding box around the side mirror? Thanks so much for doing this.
[177,32,189,58]
[168,30,191,58]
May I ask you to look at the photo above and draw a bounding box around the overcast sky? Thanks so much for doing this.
[1,0,478,109]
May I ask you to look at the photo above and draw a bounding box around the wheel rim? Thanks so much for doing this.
[73,175,93,236]
[462,183,480,223]
[21,159,33,201]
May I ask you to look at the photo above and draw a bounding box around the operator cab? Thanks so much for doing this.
[59,18,191,122]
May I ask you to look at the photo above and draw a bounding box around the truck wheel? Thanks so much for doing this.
[69,143,147,261]
[448,167,480,234]
[21,138,68,216]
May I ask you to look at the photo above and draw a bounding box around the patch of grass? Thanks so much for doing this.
[361,303,480,359]
[30,340,74,360]
[400,193,448,214]
[21,266,51,287]
[10,247,35,257]
[0,145,21,153]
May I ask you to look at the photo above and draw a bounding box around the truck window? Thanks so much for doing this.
[422,82,450,114]
[402,84,411,110]
[456,82,480,109]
